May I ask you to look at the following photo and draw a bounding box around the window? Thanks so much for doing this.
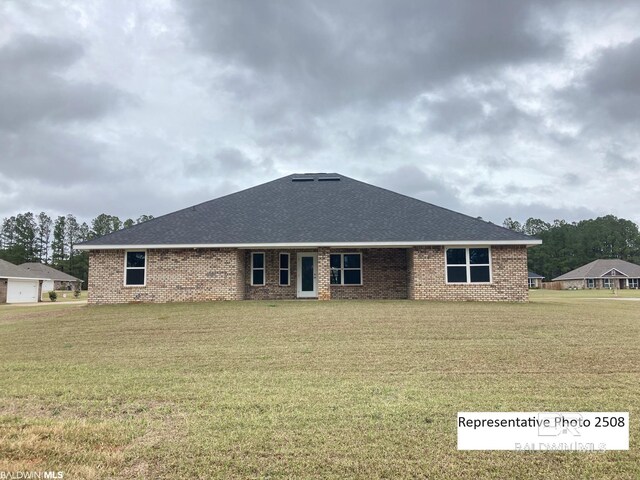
[279,253,290,286]
[528,278,535,288]
[251,252,265,286]
[629,279,639,289]
[602,278,612,289]
[125,251,146,286]
[445,247,491,284]
[330,253,362,285]
[587,278,595,289]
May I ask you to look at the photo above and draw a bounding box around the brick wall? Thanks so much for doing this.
[88,248,244,304]
[0,279,6,303]
[243,248,409,300]
[330,248,408,300]
[244,249,315,300]
[88,245,529,304]
[409,245,528,302]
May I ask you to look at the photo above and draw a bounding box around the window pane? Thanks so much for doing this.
[446,248,466,265]
[343,269,361,285]
[447,266,467,283]
[252,269,264,285]
[126,269,145,285]
[279,269,288,285]
[279,254,289,269]
[330,268,341,285]
[252,253,264,269]
[127,251,145,268]
[469,248,489,265]
[330,254,341,269]
[343,254,361,269]
[470,265,490,282]
[301,257,314,291]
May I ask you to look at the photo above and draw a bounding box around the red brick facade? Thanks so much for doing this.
[88,245,529,304]
[408,245,528,302]
[88,249,245,304]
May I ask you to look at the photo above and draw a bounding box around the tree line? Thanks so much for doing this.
[0,212,154,287]
[503,215,640,281]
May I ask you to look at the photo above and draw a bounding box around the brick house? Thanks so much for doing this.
[76,173,541,304]
[552,259,640,290]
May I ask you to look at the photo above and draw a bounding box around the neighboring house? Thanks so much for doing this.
[19,263,83,291]
[76,173,541,304]
[0,259,47,304]
[552,259,640,290]
[528,271,544,289]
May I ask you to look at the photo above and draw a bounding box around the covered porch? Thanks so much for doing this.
[243,248,409,300]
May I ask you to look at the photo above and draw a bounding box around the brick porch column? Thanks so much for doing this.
[317,247,331,300]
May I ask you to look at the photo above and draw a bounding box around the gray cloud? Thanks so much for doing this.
[0,0,639,227]
[421,90,536,139]
[181,0,562,115]
[604,150,638,170]
[0,34,131,130]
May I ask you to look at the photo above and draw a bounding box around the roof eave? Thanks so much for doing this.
[76,239,542,250]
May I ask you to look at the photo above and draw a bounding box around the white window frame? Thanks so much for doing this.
[629,278,639,289]
[586,278,595,289]
[528,278,535,288]
[445,247,492,284]
[251,252,265,286]
[124,249,147,287]
[330,252,363,286]
[602,278,612,289]
[279,253,290,286]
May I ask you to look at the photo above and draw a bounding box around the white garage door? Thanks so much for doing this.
[7,279,39,303]
[42,280,55,292]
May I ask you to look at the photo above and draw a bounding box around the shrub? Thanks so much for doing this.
[73,288,81,299]
[48,291,57,302]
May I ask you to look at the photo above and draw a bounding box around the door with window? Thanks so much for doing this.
[297,253,317,298]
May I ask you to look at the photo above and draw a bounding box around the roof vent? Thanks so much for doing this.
[318,177,340,182]
[291,177,314,182]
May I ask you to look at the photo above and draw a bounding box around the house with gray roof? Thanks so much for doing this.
[528,271,544,289]
[0,259,47,303]
[76,173,541,304]
[552,259,640,290]
[19,263,83,292]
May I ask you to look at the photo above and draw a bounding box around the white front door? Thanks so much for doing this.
[7,279,39,303]
[297,253,317,298]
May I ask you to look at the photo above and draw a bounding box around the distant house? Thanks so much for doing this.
[0,259,47,304]
[552,259,640,290]
[76,173,541,304]
[19,263,83,291]
[528,271,544,289]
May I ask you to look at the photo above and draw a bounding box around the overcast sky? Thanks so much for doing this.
[1,0,639,226]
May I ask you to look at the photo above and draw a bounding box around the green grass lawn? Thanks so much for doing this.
[0,294,638,478]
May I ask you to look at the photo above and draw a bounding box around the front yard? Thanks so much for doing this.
[0,292,638,478]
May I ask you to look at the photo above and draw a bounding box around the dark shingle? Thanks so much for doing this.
[78,173,538,247]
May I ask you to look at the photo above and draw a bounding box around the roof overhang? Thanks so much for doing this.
[76,239,542,250]
[0,276,48,281]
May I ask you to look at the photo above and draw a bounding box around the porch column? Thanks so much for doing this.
[317,247,331,300]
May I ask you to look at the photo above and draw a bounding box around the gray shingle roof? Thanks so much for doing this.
[19,263,83,282]
[552,259,640,281]
[528,271,544,279]
[0,259,48,279]
[78,173,538,247]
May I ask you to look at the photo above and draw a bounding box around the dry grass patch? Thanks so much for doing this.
[0,296,638,478]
